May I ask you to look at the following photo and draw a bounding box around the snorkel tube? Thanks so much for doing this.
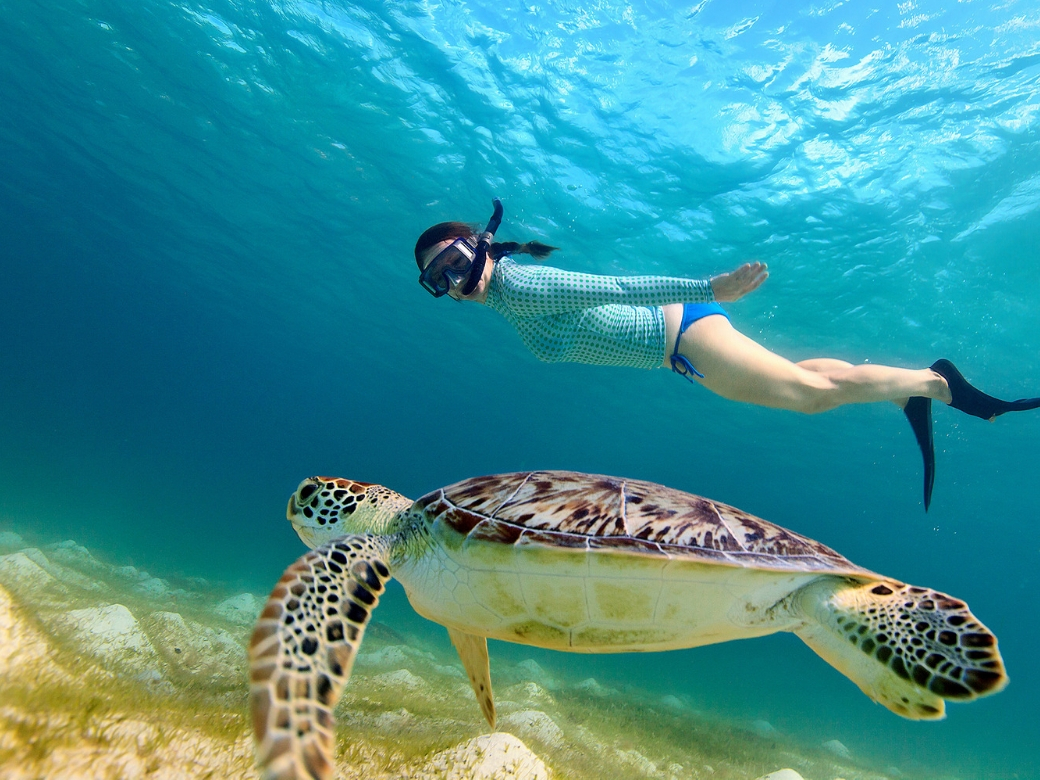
[461,197,504,296]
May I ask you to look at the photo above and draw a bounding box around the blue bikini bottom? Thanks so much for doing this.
[669,302,730,381]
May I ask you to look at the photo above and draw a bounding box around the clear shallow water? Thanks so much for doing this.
[1,0,1039,777]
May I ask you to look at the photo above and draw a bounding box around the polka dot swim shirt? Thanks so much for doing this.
[482,257,715,369]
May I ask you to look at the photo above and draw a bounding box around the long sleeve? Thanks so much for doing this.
[491,259,714,319]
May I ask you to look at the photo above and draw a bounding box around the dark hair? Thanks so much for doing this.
[414,221,559,270]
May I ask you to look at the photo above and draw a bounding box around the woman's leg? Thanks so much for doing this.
[796,358,853,372]
[676,316,951,414]
[796,358,909,408]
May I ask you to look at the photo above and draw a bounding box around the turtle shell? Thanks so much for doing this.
[413,470,871,574]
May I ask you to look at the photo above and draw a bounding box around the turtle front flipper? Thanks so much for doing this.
[793,577,1008,720]
[447,627,495,728]
[249,535,392,780]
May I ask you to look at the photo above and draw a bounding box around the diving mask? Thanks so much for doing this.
[418,198,504,298]
[418,236,478,297]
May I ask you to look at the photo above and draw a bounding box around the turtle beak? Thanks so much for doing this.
[286,494,318,548]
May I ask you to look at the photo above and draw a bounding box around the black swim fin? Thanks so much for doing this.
[904,396,935,511]
[931,359,1040,421]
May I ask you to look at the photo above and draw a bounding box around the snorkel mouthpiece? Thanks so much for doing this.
[461,197,503,296]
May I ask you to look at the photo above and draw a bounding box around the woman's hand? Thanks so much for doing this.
[709,262,768,302]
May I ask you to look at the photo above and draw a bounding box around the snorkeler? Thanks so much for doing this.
[415,199,1040,510]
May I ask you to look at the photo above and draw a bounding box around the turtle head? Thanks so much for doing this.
[287,477,412,549]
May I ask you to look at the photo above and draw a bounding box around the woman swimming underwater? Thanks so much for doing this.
[415,200,1040,509]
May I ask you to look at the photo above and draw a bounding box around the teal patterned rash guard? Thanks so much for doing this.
[481,257,716,370]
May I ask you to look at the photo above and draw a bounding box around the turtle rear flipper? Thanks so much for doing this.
[448,627,495,728]
[249,535,392,780]
[793,578,1008,720]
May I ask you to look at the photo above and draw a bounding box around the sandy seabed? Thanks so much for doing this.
[0,528,913,780]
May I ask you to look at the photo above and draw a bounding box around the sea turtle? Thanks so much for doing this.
[249,471,1007,780]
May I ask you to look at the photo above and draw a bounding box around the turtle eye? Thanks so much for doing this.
[298,483,319,503]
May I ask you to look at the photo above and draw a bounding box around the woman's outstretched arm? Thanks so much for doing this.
[494,260,762,318]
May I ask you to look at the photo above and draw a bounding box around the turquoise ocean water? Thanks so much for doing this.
[1,0,1038,776]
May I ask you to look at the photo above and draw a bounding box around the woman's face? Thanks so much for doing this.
[420,238,494,301]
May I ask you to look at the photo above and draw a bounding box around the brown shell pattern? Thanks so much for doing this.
[414,471,871,574]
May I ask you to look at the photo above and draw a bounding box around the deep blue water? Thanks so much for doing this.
[2,0,1039,776]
